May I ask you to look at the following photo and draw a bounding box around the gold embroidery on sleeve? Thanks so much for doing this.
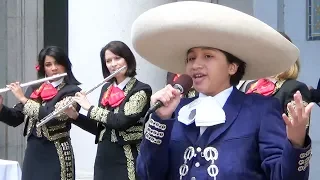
[90,106,109,123]
[22,100,40,118]
[124,90,148,116]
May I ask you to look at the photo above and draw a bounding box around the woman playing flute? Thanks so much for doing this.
[131,2,314,179]
[64,41,152,180]
[0,46,81,180]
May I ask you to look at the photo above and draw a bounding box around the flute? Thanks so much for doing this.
[0,73,68,94]
[36,66,127,127]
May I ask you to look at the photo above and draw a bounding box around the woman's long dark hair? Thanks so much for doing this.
[36,46,81,85]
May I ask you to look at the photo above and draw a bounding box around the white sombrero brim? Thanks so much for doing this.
[131,1,299,80]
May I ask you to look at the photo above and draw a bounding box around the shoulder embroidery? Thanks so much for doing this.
[22,100,40,118]
[124,90,148,116]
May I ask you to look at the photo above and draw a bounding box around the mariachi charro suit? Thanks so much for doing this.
[73,77,152,180]
[0,81,81,180]
[137,87,311,180]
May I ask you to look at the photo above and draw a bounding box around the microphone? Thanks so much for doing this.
[147,74,193,113]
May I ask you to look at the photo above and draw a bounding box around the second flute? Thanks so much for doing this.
[36,66,127,127]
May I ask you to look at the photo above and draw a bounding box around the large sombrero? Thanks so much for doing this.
[131,1,299,80]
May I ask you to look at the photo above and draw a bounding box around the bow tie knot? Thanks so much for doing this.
[246,78,276,96]
[30,83,58,101]
[178,96,226,127]
[101,86,125,107]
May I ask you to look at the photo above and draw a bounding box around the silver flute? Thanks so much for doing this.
[36,66,127,127]
[0,73,68,94]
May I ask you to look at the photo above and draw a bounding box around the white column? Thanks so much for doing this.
[0,0,42,165]
[68,0,175,179]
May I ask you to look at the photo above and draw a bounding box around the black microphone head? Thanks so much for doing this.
[173,74,193,94]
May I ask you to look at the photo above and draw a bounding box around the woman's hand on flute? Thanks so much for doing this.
[6,82,28,104]
[72,91,91,111]
[64,106,79,120]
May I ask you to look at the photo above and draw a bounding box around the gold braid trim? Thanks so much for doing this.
[26,116,35,136]
[124,90,148,116]
[123,78,136,96]
[42,124,70,141]
[123,145,136,180]
[89,106,109,123]
[48,124,67,131]
[126,126,143,132]
[55,96,75,121]
[22,100,40,118]
[54,140,74,180]
[99,127,107,142]
[110,129,118,142]
[119,131,143,142]
[22,100,42,137]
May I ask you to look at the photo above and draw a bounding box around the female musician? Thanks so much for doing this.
[245,32,312,132]
[65,41,152,180]
[0,46,81,180]
[131,2,313,179]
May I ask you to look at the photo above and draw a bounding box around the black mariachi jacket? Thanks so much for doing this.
[0,82,81,141]
[245,79,311,114]
[73,77,152,145]
[310,89,320,103]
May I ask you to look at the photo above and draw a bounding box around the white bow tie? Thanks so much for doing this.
[178,96,226,127]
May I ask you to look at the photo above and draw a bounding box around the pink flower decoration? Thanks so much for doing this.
[35,65,40,71]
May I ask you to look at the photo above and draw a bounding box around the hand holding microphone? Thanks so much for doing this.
[149,74,193,120]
